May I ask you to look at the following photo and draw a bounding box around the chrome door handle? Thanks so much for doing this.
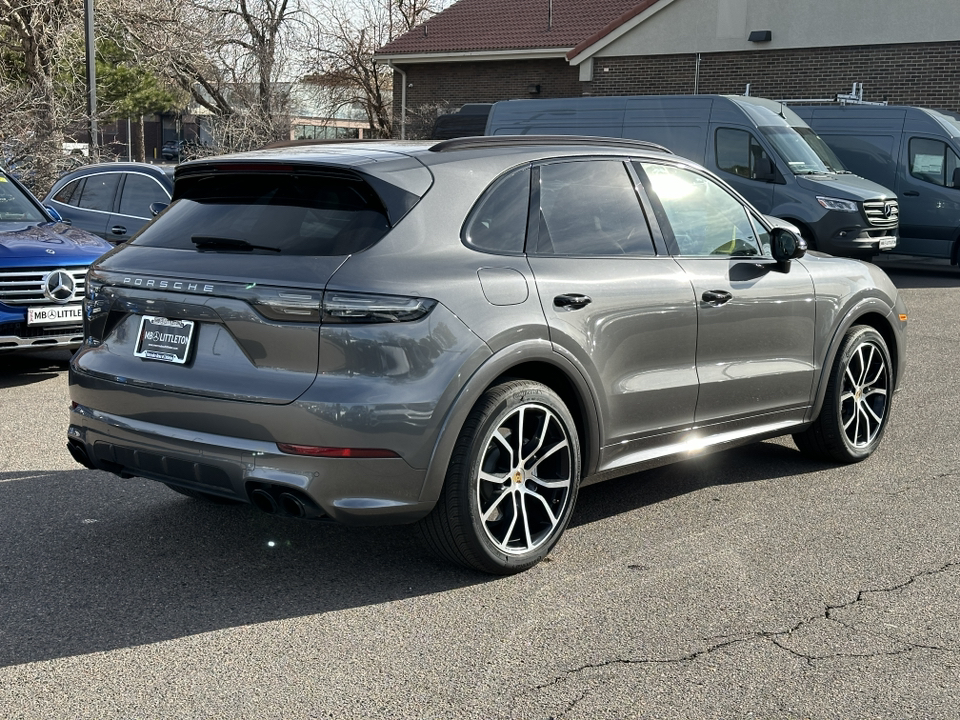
[554,293,592,310]
[702,290,732,306]
[111,225,127,235]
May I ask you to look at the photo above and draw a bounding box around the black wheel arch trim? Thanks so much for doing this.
[418,339,603,505]
[806,298,901,424]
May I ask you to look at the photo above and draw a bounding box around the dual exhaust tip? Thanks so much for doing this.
[249,485,323,520]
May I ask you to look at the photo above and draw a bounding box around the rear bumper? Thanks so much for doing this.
[67,403,435,525]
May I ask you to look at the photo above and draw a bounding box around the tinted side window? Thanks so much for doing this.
[134,173,390,256]
[77,173,120,211]
[909,138,960,187]
[715,128,770,180]
[463,166,530,254]
[53,178,83,205]
[119,174,170,218]
[536,160,654,256]
[641,163,761,257]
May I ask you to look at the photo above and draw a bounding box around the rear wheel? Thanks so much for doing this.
[418,380,581,574]
[793,325,892,463]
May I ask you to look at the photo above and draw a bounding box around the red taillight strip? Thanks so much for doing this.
[276,443,399,459]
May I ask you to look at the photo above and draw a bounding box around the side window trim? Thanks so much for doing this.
[632,161,680,256]
[624,161,666,255]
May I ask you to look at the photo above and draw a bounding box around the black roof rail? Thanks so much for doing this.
[429,135,674,155]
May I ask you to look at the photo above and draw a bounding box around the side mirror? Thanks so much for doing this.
[149,202,169,216]
[753,156,776,182]
[44,206,63,223]
[952,167,960,189]
[771,227,807,267]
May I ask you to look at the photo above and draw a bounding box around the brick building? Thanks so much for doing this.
[375,0,960,138]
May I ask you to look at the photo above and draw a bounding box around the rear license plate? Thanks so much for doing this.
[134,316,195,364]
[27,304,83,325]
[878,237,897,250]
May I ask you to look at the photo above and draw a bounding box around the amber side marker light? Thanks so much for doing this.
[899,314,908,322]
[276,443,400,459]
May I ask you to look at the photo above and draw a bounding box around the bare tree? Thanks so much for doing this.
[114,0,301,151]
[0,0,87,191]
[302,0,451,138]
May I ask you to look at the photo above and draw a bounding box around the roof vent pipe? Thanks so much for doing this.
[548,0,553,30]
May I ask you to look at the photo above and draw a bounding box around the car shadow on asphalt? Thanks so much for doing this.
[0,467,483,667]
[570,439,829,529]
[0,349,72,389]
[0,440,828,668]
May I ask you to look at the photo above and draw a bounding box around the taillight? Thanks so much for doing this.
[276,443,400,458]
[321,292,436,324]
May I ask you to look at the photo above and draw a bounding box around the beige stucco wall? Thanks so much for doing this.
[593,0,960,58]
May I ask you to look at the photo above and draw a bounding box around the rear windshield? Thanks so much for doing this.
[132,172,390,255]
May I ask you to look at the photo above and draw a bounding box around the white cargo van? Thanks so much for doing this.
[485,95,899,258]
[793,105,960,261]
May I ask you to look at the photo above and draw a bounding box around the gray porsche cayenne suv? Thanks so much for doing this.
[67,136,907,574]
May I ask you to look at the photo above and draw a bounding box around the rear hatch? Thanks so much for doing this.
[74,156,431,404]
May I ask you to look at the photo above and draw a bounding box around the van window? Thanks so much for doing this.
[715,128,771,180]
[640,163,761,257]
[536,160,654,256]
[909,138,960,188]
[463,166,530,254]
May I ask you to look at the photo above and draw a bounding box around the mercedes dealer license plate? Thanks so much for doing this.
[134,316,195,364]
[878,237,897,250]
[27,304,83,325]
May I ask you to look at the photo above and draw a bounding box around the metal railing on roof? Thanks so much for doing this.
[429,135,674,154]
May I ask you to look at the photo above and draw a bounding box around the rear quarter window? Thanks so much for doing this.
[132,172,390,255]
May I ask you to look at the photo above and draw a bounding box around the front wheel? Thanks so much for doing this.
[418,380,581,575]
[793,325,893,463]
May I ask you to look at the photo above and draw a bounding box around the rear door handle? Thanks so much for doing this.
[702,290,732,306]
[903,190,920,196]
[554,293,592,310]
[111,225,127,235]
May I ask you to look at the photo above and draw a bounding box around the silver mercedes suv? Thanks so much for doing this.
[67,137,907,574]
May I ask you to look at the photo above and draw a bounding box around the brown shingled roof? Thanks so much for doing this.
[376,0,644,56]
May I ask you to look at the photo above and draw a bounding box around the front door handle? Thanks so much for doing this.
[111,225,127,235]
[554,293,592,310]
[702,290,732,306]
[903,190,920,196]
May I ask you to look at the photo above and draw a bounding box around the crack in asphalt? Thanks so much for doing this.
[526,560,960,716]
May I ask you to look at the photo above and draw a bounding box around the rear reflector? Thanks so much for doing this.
[276,443,400,459]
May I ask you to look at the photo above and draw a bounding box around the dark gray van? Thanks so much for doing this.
[486,95,899,258]
[792,105,960,261]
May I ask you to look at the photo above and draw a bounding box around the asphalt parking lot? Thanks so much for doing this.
[0,256,958,719]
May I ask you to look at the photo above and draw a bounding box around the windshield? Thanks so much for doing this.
[759,126,846,175]
[0,173,46,224]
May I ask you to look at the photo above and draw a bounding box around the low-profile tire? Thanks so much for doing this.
[418,379,581,575]
[163,483,243,505]
[793,325,893,463]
